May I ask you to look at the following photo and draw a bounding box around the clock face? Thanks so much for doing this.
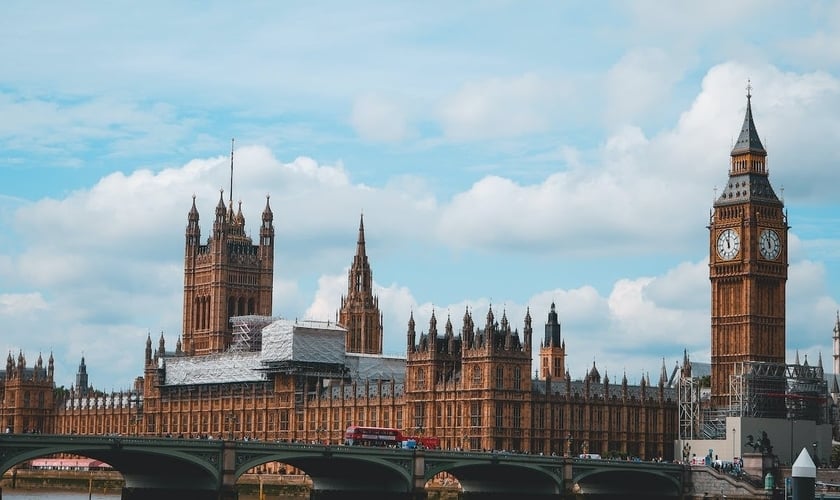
[759,229,781,260]
[716,228,740,260]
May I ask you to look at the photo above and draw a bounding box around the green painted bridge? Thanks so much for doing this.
[0,434,686,499]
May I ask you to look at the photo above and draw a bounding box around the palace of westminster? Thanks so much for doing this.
[1,91,837,464]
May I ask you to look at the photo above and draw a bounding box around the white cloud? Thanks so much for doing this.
[350,93,411,143]
[2,57,840,391]
[0,292,47,316]
[438,73,569,141]
[433,61,840,257]
[604,48,686,127]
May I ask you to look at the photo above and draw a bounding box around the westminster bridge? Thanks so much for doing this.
[0,434,686,499]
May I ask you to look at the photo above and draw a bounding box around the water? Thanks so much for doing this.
[3,493,118,500]
[2,491,304,500]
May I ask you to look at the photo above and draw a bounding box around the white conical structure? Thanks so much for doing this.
[791,447,816,500]
[792,447,816,478]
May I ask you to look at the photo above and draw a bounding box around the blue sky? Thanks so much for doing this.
[3,1,840,389]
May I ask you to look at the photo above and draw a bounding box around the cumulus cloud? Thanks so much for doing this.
[2,59,840,389]
[435,62,840,257]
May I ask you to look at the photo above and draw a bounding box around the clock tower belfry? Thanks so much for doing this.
[709,87,788,409]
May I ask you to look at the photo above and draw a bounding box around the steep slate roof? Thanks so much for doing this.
[730,89,766,155]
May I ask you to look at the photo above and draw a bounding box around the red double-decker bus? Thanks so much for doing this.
[343,426,404,447]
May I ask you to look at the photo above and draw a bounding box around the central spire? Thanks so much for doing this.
[356,213,366,258]
[229,138,235,206]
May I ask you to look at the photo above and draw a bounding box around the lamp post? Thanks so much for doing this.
[732,428,737,461]
[790,420,794,466]
[812,441,819,467]
[225,412,238,440]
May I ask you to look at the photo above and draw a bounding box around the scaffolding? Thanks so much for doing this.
[678,373,699,439]
[228,315,279,353]
[785,362,829,422]
[729,361,787,419]
[680,359,831,440]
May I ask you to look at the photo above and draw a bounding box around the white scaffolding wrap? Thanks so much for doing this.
[261,319,346,364]
[160,318,349,385]
[162,352,264,386]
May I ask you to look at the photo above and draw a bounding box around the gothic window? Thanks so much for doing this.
[414,403,425,430]
[470,402,481,427]
[279,410,289,431]
[513,367,521,390]
[513,403,523,430]
[416,370,426,390]
[23,391,30,408]
[495,367,504,389]
[495,402,504,428]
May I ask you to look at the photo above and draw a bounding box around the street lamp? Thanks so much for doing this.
[683,442,692,464]
[812,441,819,467]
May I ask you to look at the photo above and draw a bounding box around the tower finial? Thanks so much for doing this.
[746,79,752,99]
[229,138,235,206]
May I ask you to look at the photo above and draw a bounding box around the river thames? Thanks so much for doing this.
[3,491,308,500]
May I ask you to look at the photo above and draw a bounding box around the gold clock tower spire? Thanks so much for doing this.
[709,86,788,409]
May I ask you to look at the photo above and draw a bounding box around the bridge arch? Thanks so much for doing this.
[233,444,416,498]
[0,436,223,497]
[425,459,563,497]
[573,467,681,498]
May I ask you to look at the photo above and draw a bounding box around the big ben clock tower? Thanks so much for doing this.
[709,86,788,409]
